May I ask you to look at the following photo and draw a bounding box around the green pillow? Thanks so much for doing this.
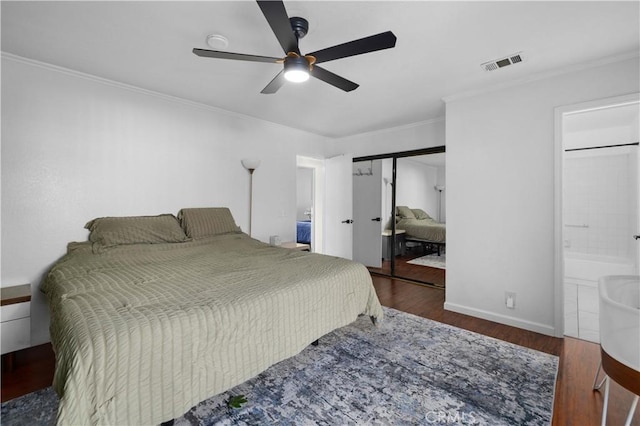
[396,206,416,219]
[177,207,241,239]
[86,214,188,247]
[411,209,433,220]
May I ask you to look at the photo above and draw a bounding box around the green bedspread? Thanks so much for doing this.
[396,218,446,243]
[42,233,383,425]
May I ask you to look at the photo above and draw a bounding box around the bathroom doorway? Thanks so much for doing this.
[556,93,639,342]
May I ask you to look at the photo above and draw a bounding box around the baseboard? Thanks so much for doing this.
[443,302,557,337]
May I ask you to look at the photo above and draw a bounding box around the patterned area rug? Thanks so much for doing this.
[1,308,558,425]
[407,253,446,269]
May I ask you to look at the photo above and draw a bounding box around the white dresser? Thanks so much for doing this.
[1,284,31,356]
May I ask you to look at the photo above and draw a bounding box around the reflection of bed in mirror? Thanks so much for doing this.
[297,220,312,244]
[395,206,445,255]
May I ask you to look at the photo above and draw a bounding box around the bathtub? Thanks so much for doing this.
[565,253,637,280]
[599,275,640,370]
[597,275,639,426]
[564,252,637,342]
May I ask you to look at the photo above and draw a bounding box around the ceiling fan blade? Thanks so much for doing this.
[310,66,359,92]
[256,0,299,55]
[193,48,281,63]
[261,70,287,94]
[308,31,397,64]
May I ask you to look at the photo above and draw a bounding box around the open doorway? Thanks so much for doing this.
[296,156,325,253]
[555,93,639,341]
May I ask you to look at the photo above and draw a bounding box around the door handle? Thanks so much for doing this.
[634,235,640,240]
[341,219,354,224]
[371,217,381,222]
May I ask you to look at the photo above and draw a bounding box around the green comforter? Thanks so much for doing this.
[42,233,383,425]
[397,218,446,243]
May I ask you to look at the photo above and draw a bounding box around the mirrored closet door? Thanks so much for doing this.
[393,154,446,286]
[352,147,446,287]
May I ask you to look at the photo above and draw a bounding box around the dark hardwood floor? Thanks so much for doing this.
[2,275,638,425]
[368,248,446,286]
[1,343,55,403]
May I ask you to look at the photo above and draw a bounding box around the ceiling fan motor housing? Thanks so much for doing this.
[289,16,309,39]
[285,55,309,68]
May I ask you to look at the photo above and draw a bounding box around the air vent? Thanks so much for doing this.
[481,52,524,72]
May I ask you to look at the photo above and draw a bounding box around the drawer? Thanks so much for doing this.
[1,317,30,354]
[0,301,30,322]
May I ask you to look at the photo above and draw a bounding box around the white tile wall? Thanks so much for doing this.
[564,149,636,260]
[564,278,600,343]
[578,284,600,343]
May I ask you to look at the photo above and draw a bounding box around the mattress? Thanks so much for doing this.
[42,232,383,425]
[397,218,446,243]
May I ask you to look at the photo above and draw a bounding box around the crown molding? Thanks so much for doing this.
[337,116,445,141]
[442,50,640,103]
[1,51,326,138]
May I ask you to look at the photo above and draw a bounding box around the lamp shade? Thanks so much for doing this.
[241,159,261,171]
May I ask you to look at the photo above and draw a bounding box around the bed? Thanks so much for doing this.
[395,206,446,255]
[42,208,383,425]
[296,220,312,244]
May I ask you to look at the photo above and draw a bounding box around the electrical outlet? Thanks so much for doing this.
[505,292,516,309]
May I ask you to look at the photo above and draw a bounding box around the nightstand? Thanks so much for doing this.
[381,230,406,261]
[280,242,311,251]
[1,284,31,370]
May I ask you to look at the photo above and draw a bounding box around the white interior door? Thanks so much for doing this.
[324,154,353,259]
[353,160,383,267]
[635,139,640,274]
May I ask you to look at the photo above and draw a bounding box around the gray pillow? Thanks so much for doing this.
[396,206,416,219]
[177,207,241,239]
[85,214,188,247]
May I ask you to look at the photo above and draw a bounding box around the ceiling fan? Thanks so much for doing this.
[193,0,397,94]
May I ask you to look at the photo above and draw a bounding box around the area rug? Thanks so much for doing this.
[407,253,446,269]
[1,307,558,425]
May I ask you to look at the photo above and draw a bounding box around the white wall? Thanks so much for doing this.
[1,56,327,345]
[326,117,445,158]
[444,56,640,335]
[395,158,439,220]
[329,118,446,230]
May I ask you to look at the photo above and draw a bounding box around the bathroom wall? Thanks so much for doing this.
[564,147,638,260]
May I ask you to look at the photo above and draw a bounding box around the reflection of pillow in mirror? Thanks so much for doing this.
[411,209,432,220]
[396,206,416,219]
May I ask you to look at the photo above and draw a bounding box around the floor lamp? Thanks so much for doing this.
[241,159,261,237]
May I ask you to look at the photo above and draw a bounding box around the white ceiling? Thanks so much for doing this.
[2,1,639,138]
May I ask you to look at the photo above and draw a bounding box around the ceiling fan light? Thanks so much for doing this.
[284,69,309,83]
[284,56,310,83]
